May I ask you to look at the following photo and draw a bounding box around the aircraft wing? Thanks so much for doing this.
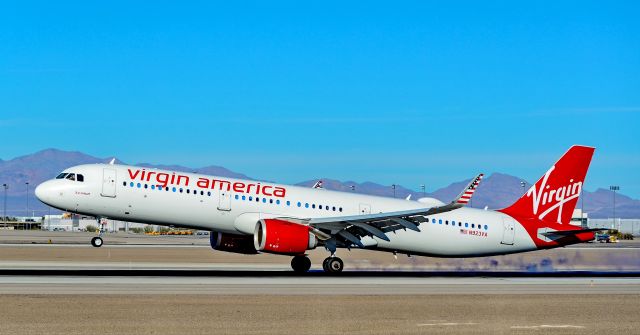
[291,173,485,247]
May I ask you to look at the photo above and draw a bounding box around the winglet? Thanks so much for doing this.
[453,173,484,205]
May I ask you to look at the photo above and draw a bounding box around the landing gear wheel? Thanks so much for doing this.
[91,236,103,248]
[323,257,343,273]
[291,255,311,273]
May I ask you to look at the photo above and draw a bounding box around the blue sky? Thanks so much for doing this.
[1,1,639,197]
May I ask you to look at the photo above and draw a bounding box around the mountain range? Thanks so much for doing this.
[1,149,638,219]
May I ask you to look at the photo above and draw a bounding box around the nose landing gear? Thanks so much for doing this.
[90,218,106,248]
[91,236,103,247]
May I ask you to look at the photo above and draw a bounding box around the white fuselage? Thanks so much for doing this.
[36,164,539,257]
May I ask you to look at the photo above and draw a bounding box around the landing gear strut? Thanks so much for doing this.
[291,255,311,273]
[322,257,344,273]
[91,218,105,248]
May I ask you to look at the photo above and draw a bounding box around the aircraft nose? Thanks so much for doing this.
[35,181,52,203]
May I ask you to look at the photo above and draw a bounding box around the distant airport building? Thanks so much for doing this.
[588,219,640,236]
[42,214,155,232]
[571,209,588,228]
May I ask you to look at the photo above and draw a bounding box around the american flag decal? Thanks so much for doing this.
[456,173,484,204]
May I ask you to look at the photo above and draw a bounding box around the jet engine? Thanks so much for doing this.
[210,232,258,254]
[253,219,317,255]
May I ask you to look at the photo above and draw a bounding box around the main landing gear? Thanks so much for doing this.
[291,255,311,273]
[322,257,344,273]
[289,255,344,273]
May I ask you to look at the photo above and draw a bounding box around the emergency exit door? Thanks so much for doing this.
[501,217,516,245]
[217,188,231,211]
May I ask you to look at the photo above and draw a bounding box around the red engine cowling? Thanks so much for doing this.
[253,219,317,255]
[210,232,258,254]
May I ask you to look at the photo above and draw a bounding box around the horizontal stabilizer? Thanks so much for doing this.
[541,228,606,237]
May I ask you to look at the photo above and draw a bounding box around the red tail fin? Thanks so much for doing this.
[500,145,595,225]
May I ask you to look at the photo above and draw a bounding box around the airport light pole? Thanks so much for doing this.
[610,185,619,231]
[392,184,396,198]
[350,185,355,192]
[25,182,29,230]
[520,181,527,195]
[2,184,7,228]
[420,184,425,198]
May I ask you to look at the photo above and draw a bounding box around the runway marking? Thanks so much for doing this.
[511,324,585,329]
[417,322,477,326]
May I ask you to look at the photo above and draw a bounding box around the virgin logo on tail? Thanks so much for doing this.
[499,145,594,227]
[527,165,583,224]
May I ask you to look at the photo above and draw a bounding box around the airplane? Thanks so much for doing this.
[35,145,598,273]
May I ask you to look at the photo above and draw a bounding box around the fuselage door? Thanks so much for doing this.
[217,188,231,211]
[501,217,516,245]
[359,203,371,215]
[101,168,117,198]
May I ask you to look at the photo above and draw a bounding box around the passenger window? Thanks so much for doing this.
[465,223,468,227]
[439,219,442,224]
[208,191,211,196]
[484,225,488,230]
[332,206,336,211]
[305,203,309,208]
[235,195,239,200]
[186,189,190,194]
[270,199,274,204]
[471,224,475,228]
[144,184,148,189]
[339,207,343,212]
[297,202,301,207]
[179,188,183,193]
[262,198,266,203]
[77,174,84,182]
[242,195,246,200]
[312,204,316,209]
[445,220,449,225]
[276,200,280,205]
[123,182,127,186]
[432,219,436,223]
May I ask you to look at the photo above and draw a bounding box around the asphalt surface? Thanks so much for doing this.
[1,231,638,334]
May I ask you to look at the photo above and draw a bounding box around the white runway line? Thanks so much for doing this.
[511,325,585,329]
[417,322,478,326]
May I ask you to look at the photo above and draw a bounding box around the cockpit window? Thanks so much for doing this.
[56,173,68,179]
[65,173,76,181]
[77,174,84,182]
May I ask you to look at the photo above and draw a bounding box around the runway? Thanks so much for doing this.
[0,271,638,295]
